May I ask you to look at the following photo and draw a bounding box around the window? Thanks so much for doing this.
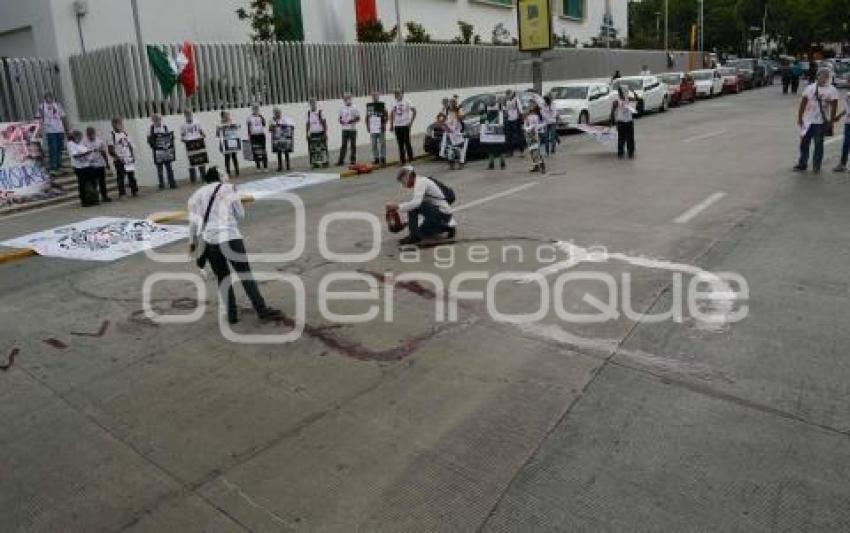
[471,0,513,7]
[562,0,584,20]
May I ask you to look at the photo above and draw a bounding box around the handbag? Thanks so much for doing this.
[816,87,835,137]
[192,183,223,269]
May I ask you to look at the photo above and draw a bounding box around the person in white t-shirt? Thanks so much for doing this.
[247,105,268,171]
[181,110,208,183]
[504,89,526,157]
[216,110,241,177]
[386,166,457,245]
[84,127,111,203]
[36,92,67,174]
[390,90,417,164]
[270,107,295,172]
[795,68,838,173]
[610,85,637,159]
[107,117,139,197]
[834,91,850,172]
[306,98,329,168]
[366,91,388,166]
[336,92,361,166]
[67,130,98,206]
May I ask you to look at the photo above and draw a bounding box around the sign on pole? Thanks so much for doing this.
[517,0,553,52]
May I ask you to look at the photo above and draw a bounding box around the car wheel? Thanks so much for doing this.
[575,112,589,127]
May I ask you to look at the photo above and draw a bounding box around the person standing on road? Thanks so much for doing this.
[390,90,417,165]
[481,94,506,170]
[188,167,282,325]
[36,92,68,175]
[181,110,208,184]
[386,166,457,246]
[791,60,803,94]
[306,98,329,169]
[542,95,559,156]
[504,89,525,157]
[611,85,636,159]
[270,107,295,172]
[337,92,361,167]
[84,127,111,203]
[366,91,388,166]
[795,68,838,173]
[147,113,177,190]
[217,110,241,178]
[108,117,139,197]
[833,91,850,172]
[247,105,268,171]
[67,130,98,207]
[523,103,546,173]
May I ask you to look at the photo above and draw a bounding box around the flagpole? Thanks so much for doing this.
[131,0,144,53]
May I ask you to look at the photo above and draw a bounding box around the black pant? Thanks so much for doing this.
[408,202,451,240]
[224,153,239,177]
[338,130,357,165]
[506,120,526,155]
[90,166,110,200]
[251,134,268,169]
[791,76,800,93]
[75,168,99,206]
[156,162,176,188]
[782,76,791,94]
[395,126,414,164]
[617,121,635,158]
[205,239,269,322]
[276,151,290,171]
[115,160,138,196]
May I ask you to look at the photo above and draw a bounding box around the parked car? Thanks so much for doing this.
[423,92,492,159]
[832,61,850,89]
[717,67,744,94]
[689,69,724,98]
[549,81,615,130]
[611,76,669,115]
[659,72,697,106]
[727,59,767,87]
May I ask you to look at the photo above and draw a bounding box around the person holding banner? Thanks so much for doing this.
[147,113,177,189]
[442,101,468,170]
[84,127,111,203]
[504,90,525,158]
[523,104,546,174]
[390,90,417,165]
[481,94,506,171]
[180,110,208,184]
[216,111,241,177]
[610,85,637,159]
[68,130,99,207]
[366,91,388,166]
[337,92,361,167]
[270,107,295,172]
[108,117,139,197]
[306,98,330,169]
[247,105,268,171]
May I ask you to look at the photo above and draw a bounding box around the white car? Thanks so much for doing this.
[549,81,615,130]
[611,75,669,115]
[690,69,724,97]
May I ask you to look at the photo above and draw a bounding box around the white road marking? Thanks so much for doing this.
[453,182,540,212]
[682,129,727,143]
[674,192,727,224]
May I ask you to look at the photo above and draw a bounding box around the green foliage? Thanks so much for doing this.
[236,0,291,42]
[451,21,477,44]
[357,19,399,43]
[404,22,431,43]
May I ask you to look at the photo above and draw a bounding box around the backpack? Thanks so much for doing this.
[429,177,456,205]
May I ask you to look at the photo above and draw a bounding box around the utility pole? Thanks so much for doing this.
[130,0,144,53]
[664,0,669,56]
[394,0,403,46]
[698,0,704,65]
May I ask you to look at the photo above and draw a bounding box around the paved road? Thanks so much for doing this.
[3,85,850,532]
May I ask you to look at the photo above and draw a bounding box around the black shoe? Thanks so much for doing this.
[336,160,345,167]
[158,184,165,190]
[170,184,178,189]
[399,235,421,246]
[446,227,456,239]
[228,316,239,325]
[617,153,625,159]
[500,160,506,169]
[373,159,380,165]
[380,159,387,166]
[131,191,138,197]
[258,308,283,322]
[792,165,807,172]
[487,163,495,170]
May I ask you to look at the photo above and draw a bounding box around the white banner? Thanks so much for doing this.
[0,121,50,201]
[237,173,340,200]
[1,217,189,261]
[575,124,618,149]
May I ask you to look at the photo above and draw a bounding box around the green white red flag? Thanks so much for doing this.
[146,42,196,97]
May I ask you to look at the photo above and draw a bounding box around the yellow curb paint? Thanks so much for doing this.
[147,211,188,224]
[0,248,37,265]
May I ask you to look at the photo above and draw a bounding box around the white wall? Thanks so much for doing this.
[375,0,627,46]
[0,0,59,59]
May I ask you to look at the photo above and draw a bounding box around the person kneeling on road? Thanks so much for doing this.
[386,166,457,246]
[189,167,282,325]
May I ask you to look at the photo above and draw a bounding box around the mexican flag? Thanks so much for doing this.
[146,42,196,97]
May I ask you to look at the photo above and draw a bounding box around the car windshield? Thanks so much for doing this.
[727,60,750,69]
[551,86,589,100]
[613,79,643,91]
[691,71,713,80]
[660,74,682,85]
[835,62,850,75]
[718,68,736,76]
[460,94,492,115]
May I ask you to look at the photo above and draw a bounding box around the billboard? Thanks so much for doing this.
[517,0,553,52]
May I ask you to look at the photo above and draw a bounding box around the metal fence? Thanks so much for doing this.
[0,57,63,122]
[69,42,691,121]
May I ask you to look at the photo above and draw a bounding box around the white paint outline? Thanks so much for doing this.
[674,192,727,224]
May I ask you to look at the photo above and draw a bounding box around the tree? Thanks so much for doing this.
[404,22,431,43]
[452,21,477,44]
[358,19,398,43]
[492,22,511,45]
[236,0,296,42]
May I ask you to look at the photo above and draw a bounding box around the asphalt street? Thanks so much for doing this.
[2,84,850,532]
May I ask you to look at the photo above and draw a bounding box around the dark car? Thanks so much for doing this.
[727,59,767,87]
[659,72,697,106]
[423,93,499,160]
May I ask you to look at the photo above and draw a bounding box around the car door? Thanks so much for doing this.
[587,85,604,122]
[645,78,661,110]
[713,71,723,93]
[594,84,614,123]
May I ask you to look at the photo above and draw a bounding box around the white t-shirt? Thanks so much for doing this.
[181,121,204,141]
[506,97,522,121]
[188,182,244,245]
[38,102,65,134]
[109,130,136,169]
[524,114,545,133]
[67,140,91,169]
[399,176,452,215]
[83,137,107,168]
[307,110,325,134]
[802,83,838,126]
[541,103,557,125]
[392,100,415,128]
[614,97,634,123]
[338,104,360,131]
[247,114,266,136]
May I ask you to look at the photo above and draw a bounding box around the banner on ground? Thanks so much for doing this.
[0,121,50,202]
[237,173,340,200]
[575,124,618,149]
[1,217,189,261]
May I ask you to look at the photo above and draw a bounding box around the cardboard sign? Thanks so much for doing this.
[0,121,50,200]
